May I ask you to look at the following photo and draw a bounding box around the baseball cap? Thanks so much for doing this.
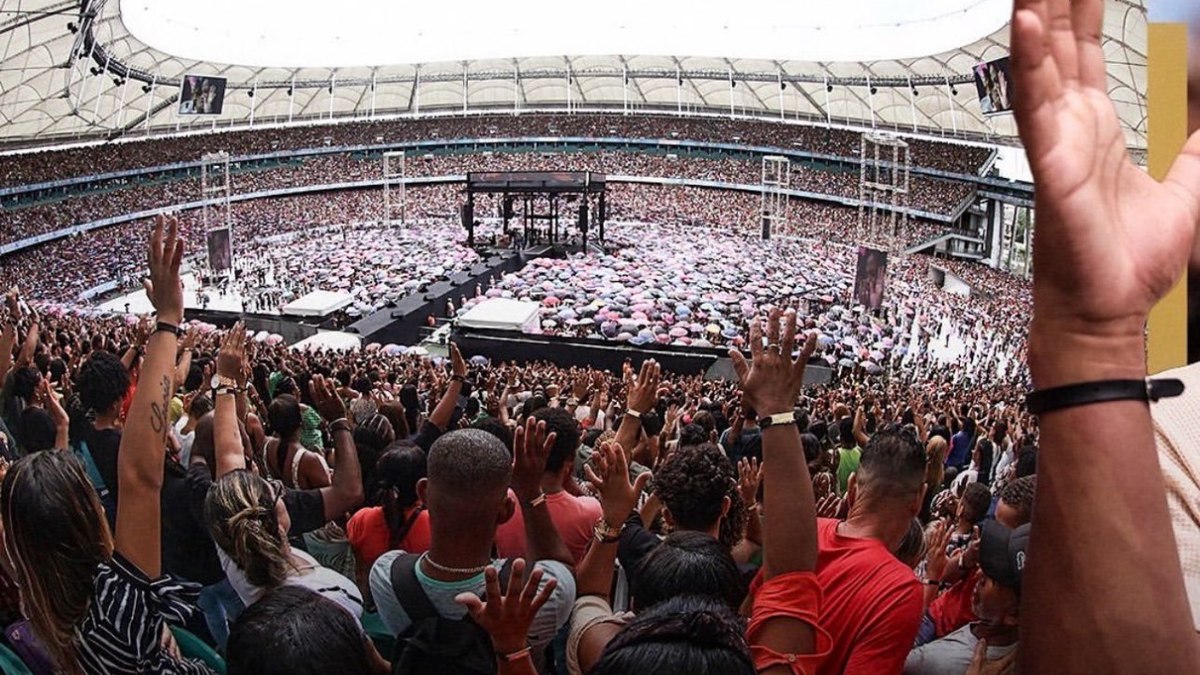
[980,520,1030,593]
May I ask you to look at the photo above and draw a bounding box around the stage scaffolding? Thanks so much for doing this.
[200,151,233,276]
[382,151,407,226]
[857,132,911,251]
[759,156,790,241]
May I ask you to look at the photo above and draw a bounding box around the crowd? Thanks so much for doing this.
[1,113,994,189]
[0,220,1039,674]
[1,182,958,306]
[2,149,973,248]
[0,3,1189,675]
[465,222,1027,386]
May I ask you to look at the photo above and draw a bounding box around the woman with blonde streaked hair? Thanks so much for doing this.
[0,217,213,674]
[202,325,365,625]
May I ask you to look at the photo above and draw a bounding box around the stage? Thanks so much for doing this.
[97,273,273,316]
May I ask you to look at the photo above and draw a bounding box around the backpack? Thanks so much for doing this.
[389,553,514,675]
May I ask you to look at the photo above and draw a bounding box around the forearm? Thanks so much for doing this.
[0,323,15,380]
[16,322,37,367]
[174,351,192,391]
[761,424,817,577]
[613,415,640,461]
[427,380,462,430]
[113,329,176,576]
[575,539,618,599]
[325,425,364,519]
[214,393,244,477]
[1023,325,1198,672]
[520,501,573,567]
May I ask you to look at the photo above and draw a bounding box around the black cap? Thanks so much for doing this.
[979,520,1030,593]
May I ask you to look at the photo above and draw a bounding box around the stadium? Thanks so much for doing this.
[0,1,1175,674]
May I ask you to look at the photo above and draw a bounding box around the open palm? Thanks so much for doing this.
[1012,0,1200,333]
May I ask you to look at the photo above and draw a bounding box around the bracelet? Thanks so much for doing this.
[523,492,547,509]
[329,418,353,434]
[153,321,182,337]
[624,409,643,420]
[1025,378,1185,416]
[497,646,532,663]
[451,374,466,383]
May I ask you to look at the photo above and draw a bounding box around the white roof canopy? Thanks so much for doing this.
[0,0,1147,150]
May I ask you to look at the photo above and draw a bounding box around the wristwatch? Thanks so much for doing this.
[757,411,797,429]
[211,374,238,391]
[593,518,623,544]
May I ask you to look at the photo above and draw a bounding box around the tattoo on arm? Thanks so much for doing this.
[150,375,171,439]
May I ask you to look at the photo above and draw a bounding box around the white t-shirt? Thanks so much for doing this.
[218,547,364,623]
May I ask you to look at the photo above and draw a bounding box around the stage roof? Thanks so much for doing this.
[0,0,1146,150]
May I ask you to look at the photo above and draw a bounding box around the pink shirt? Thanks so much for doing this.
[495,490,602,565]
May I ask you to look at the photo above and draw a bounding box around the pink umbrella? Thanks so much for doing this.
[542,297,561,307]
[669,327,688,337]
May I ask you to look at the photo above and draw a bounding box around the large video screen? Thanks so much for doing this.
[207,228,233,273]
[178,74,227,115]
[973,57,1013,116]
[853,246,888,311]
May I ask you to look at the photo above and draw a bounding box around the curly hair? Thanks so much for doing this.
[997,475,1036,523]
[653,443,745,549]
[960,482,992,523]
[76,351,130,415]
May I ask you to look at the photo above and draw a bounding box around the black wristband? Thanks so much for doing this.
[154,321,182,337]
[1026,378,1185,416]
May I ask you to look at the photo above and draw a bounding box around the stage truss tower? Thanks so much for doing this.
[759,156,790,241]
[201,151,233,275]
[857,132,911,251]
[382,151,407,226]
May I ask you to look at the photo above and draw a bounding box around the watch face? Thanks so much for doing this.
[210,374,221,390]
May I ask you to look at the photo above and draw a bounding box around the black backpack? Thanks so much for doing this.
[390,554,514,675]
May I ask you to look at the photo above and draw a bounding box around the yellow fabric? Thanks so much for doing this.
[1152,362,1200,632]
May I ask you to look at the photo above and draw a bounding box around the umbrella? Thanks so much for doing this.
[862,361,884,375]
[669,327,688,338]
[470,355,489,366]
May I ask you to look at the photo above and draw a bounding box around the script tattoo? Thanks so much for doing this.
[150,374,171,439]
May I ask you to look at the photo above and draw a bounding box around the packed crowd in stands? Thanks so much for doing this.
[2,149,973,247]
[0,183,951,305]
[466,222,1027,386]
[1,113,995,188]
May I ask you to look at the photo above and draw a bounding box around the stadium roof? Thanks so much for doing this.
[0,0,1147,151]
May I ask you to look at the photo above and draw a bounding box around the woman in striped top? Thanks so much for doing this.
[0,216,213,674]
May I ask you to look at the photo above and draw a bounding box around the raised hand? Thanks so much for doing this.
[1013,0,1200,351]
[730,308,818,416]
[626,359,663,415]
[454,558,557,656]
[142,215,185,326]
[737,456,762,508]
[449,342,468,379]
[511,416,556,504]
[216,322,247,382]
[815,492,845,520]
[308,373,348,424]
[924,519,953,582]
[584,440,652,525]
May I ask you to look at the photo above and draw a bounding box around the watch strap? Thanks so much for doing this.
[757,411,797,429]
[1026,378,1185,416]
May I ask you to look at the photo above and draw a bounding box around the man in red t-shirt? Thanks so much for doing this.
[812,430,927,675]
[495,406,601,564]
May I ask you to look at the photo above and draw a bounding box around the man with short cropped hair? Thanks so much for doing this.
[370,427,575,655]
[811,429,926,675]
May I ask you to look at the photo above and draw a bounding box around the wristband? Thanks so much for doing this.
[624,409,643,420]
[154,321,182,337]
[757,411,797,429]
[1025,378,1184,416]
[329,418,353,434]
[497,646,531,663]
